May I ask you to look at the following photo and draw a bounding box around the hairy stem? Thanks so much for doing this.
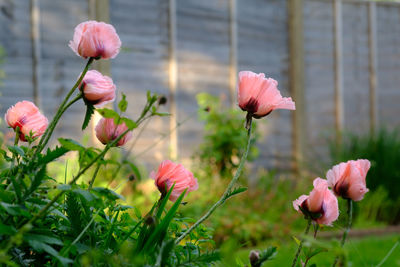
[175,116,253,244]
[88,157,103,190]
[35,58,93,155]
[332,199,353,267]
[291,218,312,267]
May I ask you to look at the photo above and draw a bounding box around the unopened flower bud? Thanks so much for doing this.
[249,250,260,267]
[158,95,167,105]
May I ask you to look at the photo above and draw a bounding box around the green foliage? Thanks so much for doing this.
[195,93,259,179]
[330,128,400,224]
[0,89,220,267]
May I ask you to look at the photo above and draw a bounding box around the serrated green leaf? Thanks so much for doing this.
[40,146,70,165]
[82,103,95,130]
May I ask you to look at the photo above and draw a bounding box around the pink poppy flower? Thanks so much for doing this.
[237,71,295,118]
[95,118,132,147]
[151,160,199,202]
[80,70,116,107]
[69,20,121,59]
[327,159,371,201]
[5,101,48,141]
[293,178,339,226]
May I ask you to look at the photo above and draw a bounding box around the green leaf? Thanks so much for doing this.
[121,118,137,130]
[58,138,85,151]
[118,93,128,112]
[0,202,30,217]
[57,184,72,191]
[142,188,187,252]
[293,236,301,246]
[28,240,73,266]
[225,187,247,200]
[92,187,125,201]
[66,192,84,235]
[82,103,95,130]
[96,108,120,119]
[0,223,17,235]
[7,145,24,157]
[40,146,70,165]
[23,234,63,246]
[27,166,46,195]
[73,188,97,202]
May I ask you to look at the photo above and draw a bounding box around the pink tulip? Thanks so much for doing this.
[80,70,116,107]
[327,159,371,201]
[69,21,121,59]
[237,71,295,118]
[5,101,48,142]
[151,160,199,201]
[293,178,339,226]
[95,118,132,147]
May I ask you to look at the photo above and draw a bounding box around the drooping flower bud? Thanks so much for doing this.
[80,70,116,108]
[237,71,295,118]
[327,159,370,201]
[151,160,198,202]
[95,118,132,147]
[69,20,121,59]
[293,178,339,226]
[5,101,48,141]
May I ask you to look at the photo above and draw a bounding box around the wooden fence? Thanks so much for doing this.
[1,0,400,171]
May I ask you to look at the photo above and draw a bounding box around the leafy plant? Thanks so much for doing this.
[195,93,259,179]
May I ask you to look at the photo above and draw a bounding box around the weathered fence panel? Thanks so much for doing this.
[1,0,400,171]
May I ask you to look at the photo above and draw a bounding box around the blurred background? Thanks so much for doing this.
[0,0,399,265]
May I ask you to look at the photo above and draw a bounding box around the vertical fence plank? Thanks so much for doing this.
[88,0,110,145]
[368,2,378,134]
[30,0,41,108]
[168,0,178,160]
[228,0,237,107]
[333,0,344,143]
[288,0,305,171]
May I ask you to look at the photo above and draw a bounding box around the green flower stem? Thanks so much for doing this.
[13,126,20,146]
[291,218,312,267]
[37,93,83,154]
[35,58,93,155]
[88,157,103,190]
[332,199,353,267]
[175,116,253,245]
